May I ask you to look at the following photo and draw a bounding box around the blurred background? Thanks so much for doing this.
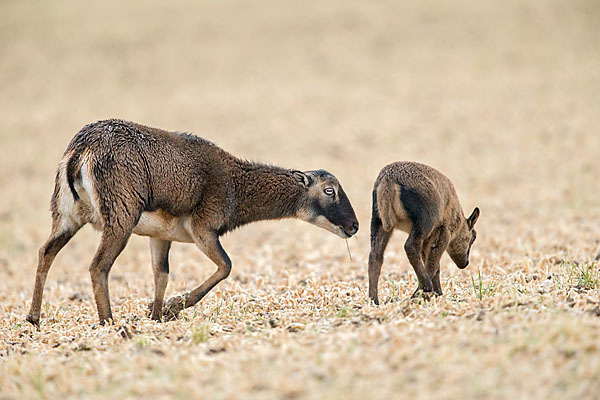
[1,0,599,294]
[1,1,600,398]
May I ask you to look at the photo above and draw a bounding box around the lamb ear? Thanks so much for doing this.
[292,171,312,187]
[467,207,480,229]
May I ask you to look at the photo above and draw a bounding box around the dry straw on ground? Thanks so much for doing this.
[1,0,599,399]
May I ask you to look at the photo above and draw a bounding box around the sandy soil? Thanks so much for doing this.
[1,1,599,398]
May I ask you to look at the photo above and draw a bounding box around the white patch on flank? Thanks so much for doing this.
[73,159,103,230]
[377,181,412,233]
[133,211,194,243]
[55,157,78,231]
[392,201,412,233]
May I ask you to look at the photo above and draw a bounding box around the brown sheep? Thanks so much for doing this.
[368,161,479,303]
[26,119,359,326]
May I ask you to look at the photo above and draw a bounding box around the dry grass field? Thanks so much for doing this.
[1,0,599,398]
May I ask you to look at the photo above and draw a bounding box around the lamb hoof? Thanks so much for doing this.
[25,314,40,329]
[411,289,434,301]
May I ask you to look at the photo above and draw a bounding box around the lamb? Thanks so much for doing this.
[26,119,359,326]
[368,161,479,304]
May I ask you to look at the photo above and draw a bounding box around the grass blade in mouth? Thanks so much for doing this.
[345,239,352,261]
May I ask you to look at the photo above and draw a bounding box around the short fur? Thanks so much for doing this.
[368,161,479,304]
[26,119,359,326]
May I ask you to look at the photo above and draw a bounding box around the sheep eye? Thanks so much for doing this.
[324,188,335,196]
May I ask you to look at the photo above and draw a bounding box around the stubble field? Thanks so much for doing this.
[1,1,599,398]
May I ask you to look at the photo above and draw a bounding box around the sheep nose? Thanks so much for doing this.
[350,221,359,234]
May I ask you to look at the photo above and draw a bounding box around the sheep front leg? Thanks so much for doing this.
[424,228,450,296]
[162,229,231,321]
[404,231,432,297]
[148,238,171,321]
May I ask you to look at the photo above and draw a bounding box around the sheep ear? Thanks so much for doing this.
[292,171,312,187]
[467,207,480,229]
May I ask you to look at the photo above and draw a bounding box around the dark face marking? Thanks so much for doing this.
[448,209,479,269]
[299,170,359,238]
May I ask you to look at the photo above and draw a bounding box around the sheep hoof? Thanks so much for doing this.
[25,314,40,329]
[161,295,186,321]
[411,289,434,302]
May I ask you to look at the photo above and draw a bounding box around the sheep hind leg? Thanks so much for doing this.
[26,221,81,328]
[432,269,443,296]
[368,215,393,305]
[88,227,134,324]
